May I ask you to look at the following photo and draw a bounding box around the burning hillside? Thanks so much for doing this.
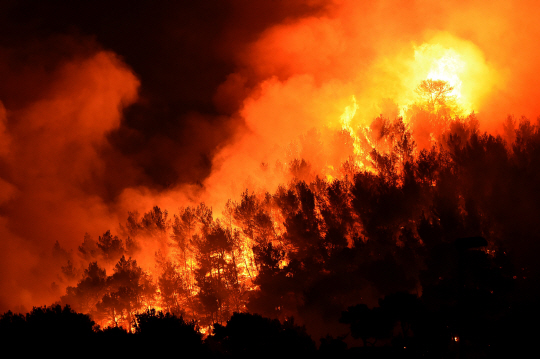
[1,2,540,354]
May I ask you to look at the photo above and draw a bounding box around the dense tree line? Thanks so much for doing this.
[5,105,540,356]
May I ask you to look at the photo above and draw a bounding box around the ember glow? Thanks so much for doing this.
[1,2,540,350]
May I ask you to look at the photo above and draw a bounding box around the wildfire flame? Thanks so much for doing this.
[339,95,363,162]
[402,39,492,119]
[337,42,472,173]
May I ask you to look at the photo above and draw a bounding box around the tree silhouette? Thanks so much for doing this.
[141,206,169,232]
[408,79,462,148]
[78,233,100,261]
[416,79,454,111]
[96,256,155,331]
[339,304,393,347]
[97,230,124,264]
[1,305,95,351]
[133,309,203,355]
[211,312,315,357]
[157,260,186,314]
[62,261,107,315]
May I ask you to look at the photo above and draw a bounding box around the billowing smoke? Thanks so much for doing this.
[201,0,540,208]
[0,47,139,310]
[1,0,540,314]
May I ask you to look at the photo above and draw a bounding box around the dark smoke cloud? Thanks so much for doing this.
[1,0,327,192]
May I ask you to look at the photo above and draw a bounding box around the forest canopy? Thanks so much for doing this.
[4,97,535,356]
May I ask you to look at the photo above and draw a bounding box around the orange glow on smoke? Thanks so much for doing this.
[399,35,499,119]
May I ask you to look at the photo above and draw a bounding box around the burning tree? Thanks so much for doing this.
[415,79,455,112]
[95,256,155,331]
[46,112,540,358]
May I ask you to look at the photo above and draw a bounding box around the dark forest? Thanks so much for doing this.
[3,113,540,358]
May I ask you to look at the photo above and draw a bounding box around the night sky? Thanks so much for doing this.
[0,1,325,194]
